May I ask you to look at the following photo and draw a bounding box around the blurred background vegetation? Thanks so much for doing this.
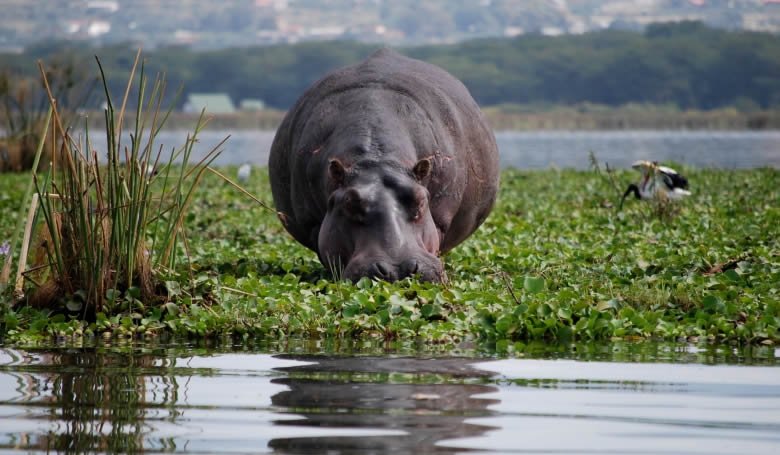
[0,22,777,115]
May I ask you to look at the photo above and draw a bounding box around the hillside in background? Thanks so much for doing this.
[3,22,777,112]
[1,0,780,51]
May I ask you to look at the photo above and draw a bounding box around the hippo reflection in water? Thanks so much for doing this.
[269,49,500,282]
[268,356,499,453]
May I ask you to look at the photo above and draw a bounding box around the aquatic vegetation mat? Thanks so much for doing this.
[1,165,778,347]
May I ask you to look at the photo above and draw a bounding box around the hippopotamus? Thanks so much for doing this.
[268,48,499,282]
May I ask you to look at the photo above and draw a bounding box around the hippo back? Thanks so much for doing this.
[269,48,499,254]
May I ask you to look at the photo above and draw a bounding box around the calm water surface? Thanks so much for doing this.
[0,342,778,454]
[142,130,780,169]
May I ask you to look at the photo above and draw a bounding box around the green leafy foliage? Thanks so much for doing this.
[1,165,778,346]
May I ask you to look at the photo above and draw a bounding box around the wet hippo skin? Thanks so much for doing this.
[269,48,499,282]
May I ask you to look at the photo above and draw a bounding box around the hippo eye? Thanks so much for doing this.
[410,197,426,222]
[341,188,367,223]
[394,183,427,222]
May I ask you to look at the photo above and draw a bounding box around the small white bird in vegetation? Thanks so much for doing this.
[237,163,252,183]
[620,160,690,209]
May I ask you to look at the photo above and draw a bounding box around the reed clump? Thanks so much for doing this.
[16,51,225,317]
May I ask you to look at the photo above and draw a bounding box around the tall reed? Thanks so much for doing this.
[27,50,226,316]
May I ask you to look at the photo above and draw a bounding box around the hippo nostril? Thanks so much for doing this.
[400,259,420,277]
[373,261,391,278]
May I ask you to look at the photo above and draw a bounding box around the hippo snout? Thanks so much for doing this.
[342,254,445,283]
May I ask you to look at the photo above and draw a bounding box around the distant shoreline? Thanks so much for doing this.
[481,107,780,131]
[5,107,780,133]
[83,108,780,131]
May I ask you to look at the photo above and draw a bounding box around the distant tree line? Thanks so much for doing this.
[2,21,779,111]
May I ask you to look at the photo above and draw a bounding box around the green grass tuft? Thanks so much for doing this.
[1,51,225,320]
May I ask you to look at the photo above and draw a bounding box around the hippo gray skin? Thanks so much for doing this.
[268,48,499,282]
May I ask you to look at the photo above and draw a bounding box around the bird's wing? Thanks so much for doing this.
[659,167,689,190]
[657,165,678,175]
[658,170,675,190]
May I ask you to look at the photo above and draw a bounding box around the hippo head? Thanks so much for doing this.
[317,157,445,282]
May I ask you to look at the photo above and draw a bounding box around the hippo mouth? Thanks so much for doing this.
[341,254,446,283]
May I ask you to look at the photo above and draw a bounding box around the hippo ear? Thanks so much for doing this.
[413,158,432,181]
[329,159,346,186]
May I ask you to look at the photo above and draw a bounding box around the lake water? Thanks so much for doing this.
[141,130,780,169]
[1,342,778,454]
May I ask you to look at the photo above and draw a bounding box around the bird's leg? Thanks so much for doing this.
[619,184,640,210]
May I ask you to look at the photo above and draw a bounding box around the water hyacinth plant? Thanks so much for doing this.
[24,51,226,316]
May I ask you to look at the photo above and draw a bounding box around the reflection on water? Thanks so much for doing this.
[269,357,498,453]
[0,342,778,454]
[0,346,498,453]
[92,130,780,169]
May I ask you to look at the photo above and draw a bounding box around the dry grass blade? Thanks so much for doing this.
[0,107,51,292]
[588,150,623,207]
[206,166,276,213]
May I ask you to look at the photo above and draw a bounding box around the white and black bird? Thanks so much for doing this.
[237,163,252,183]
[620,160,690,209]
[145,164,158,178]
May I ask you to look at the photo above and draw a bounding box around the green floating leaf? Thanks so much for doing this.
[166,280,182,297]
[342,303,361,318]
[495,314,517,335]
[164,302,180,316]
[702,295,724,313]
[377,309,391,324]
[127,286,141,299]
[105,289,121,302]
[596,299,620,312]
[356,277,373,289]
[3,313,19,330]
[524,276,545,294]
[722,269,742,283]
[421,303,440,319]
[512,304,528,317]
